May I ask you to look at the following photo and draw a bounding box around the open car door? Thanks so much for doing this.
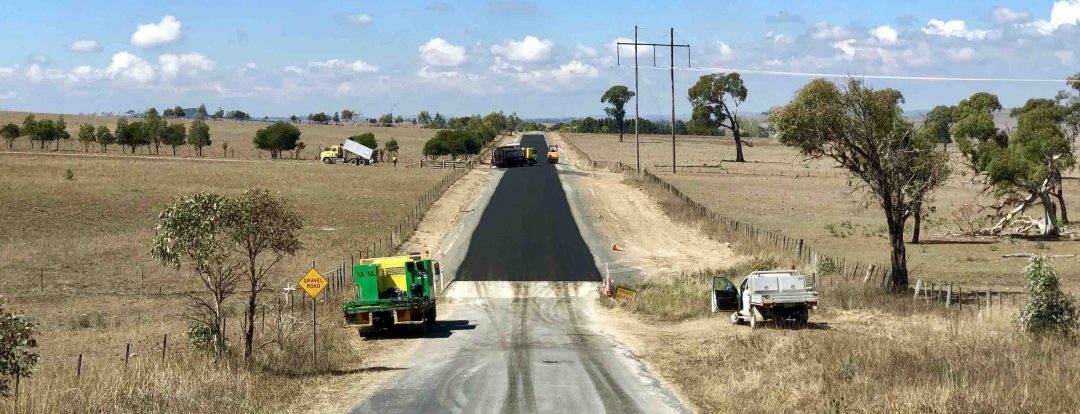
[711,276,739,312]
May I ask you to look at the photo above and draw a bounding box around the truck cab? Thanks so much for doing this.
[712,270,818,328]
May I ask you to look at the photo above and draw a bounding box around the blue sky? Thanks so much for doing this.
[0,0,1078,118]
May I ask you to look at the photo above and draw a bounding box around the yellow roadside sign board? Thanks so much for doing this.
[298,268,328,298]
[614,286,637,303]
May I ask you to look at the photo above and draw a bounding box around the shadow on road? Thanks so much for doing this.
[360,319,477,340]
[328,366,408,377]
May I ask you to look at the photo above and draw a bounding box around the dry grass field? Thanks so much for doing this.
[0,111,439,164]
[0,152,450,412]
[567,132,1080,291]
[606,283,1080,414]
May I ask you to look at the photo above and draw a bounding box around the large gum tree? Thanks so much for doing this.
[770,78,950,289]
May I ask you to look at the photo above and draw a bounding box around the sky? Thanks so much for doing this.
[0,0,1078,119]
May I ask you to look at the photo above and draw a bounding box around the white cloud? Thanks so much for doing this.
[992,6,1031,24]
[158,53,216,80]
[417,66,466,80]
[812,23,853,40]
[309,59,378,72]
[1025,0,1080,34]
[346,13,373,26]
[870,25,898,44]
[72,66,94,76]
[716,41,735,60]
[765,31,789,45]
[1054,50,1075,65]
[106,51,157,83]
[0,91,16,100]
[68,40,101,53]
[490,36,554,62]
[513,60,598,86]
[575,44,597,58]
[130,15,183,48]
[419,38,468,67]
[945,47,977,62]
[609,37,653,56]
[831,39,857,58]
[921,19,992,40]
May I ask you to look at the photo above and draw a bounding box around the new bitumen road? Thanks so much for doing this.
[352,133,687,414]
[455,133,602,282]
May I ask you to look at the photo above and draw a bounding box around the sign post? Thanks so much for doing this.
[298,267,328,365]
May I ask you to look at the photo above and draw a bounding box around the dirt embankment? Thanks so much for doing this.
[549,132,743,282]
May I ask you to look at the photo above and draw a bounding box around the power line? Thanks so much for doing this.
[617,65,1071,83]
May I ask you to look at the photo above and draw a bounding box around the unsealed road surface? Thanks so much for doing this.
[352,134,687,414]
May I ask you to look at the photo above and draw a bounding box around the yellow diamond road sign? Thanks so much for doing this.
[298,268,328,299]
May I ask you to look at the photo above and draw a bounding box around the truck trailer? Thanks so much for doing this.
[492,145,526,168]
[343,254,440,332]
[320,139,379,165]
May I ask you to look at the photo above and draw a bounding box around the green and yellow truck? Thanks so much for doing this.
[343,254,440,331]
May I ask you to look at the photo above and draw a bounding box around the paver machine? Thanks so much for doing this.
[343,253,441,332]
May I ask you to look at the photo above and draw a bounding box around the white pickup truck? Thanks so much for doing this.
[711,270,818,328]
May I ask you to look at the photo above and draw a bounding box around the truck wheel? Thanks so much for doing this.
[322,158,332,164]
[352,159,360,166]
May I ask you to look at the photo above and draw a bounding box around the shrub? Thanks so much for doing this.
[816,257,840,276]
[0,303,38,397]
[187,323,217,350]
[1016,256,1078,336]
[748,256,780,271]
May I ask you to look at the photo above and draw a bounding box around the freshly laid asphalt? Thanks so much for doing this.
[455,133,601,282]
[352,133,687,414]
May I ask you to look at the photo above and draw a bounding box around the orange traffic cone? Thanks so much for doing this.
[612,244,624,252]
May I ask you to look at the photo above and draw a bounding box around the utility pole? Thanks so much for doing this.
[670,27,676,174]
[617,28,690,175]
[634,26,640,173]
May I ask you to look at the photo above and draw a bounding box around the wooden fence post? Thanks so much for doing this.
[124,343,131,369]
[76,354,82,379]
[162,334,168,363]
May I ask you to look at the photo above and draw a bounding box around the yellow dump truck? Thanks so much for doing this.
[320,139,378,165]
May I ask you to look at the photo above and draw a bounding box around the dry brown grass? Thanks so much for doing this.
[0,111,439,164]
[611,257,1079,414]
[619,306,1080,414]
[0,152,451,411]
[569,132,1080,291]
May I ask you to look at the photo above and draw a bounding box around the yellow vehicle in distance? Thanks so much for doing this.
[547,145,559,164]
